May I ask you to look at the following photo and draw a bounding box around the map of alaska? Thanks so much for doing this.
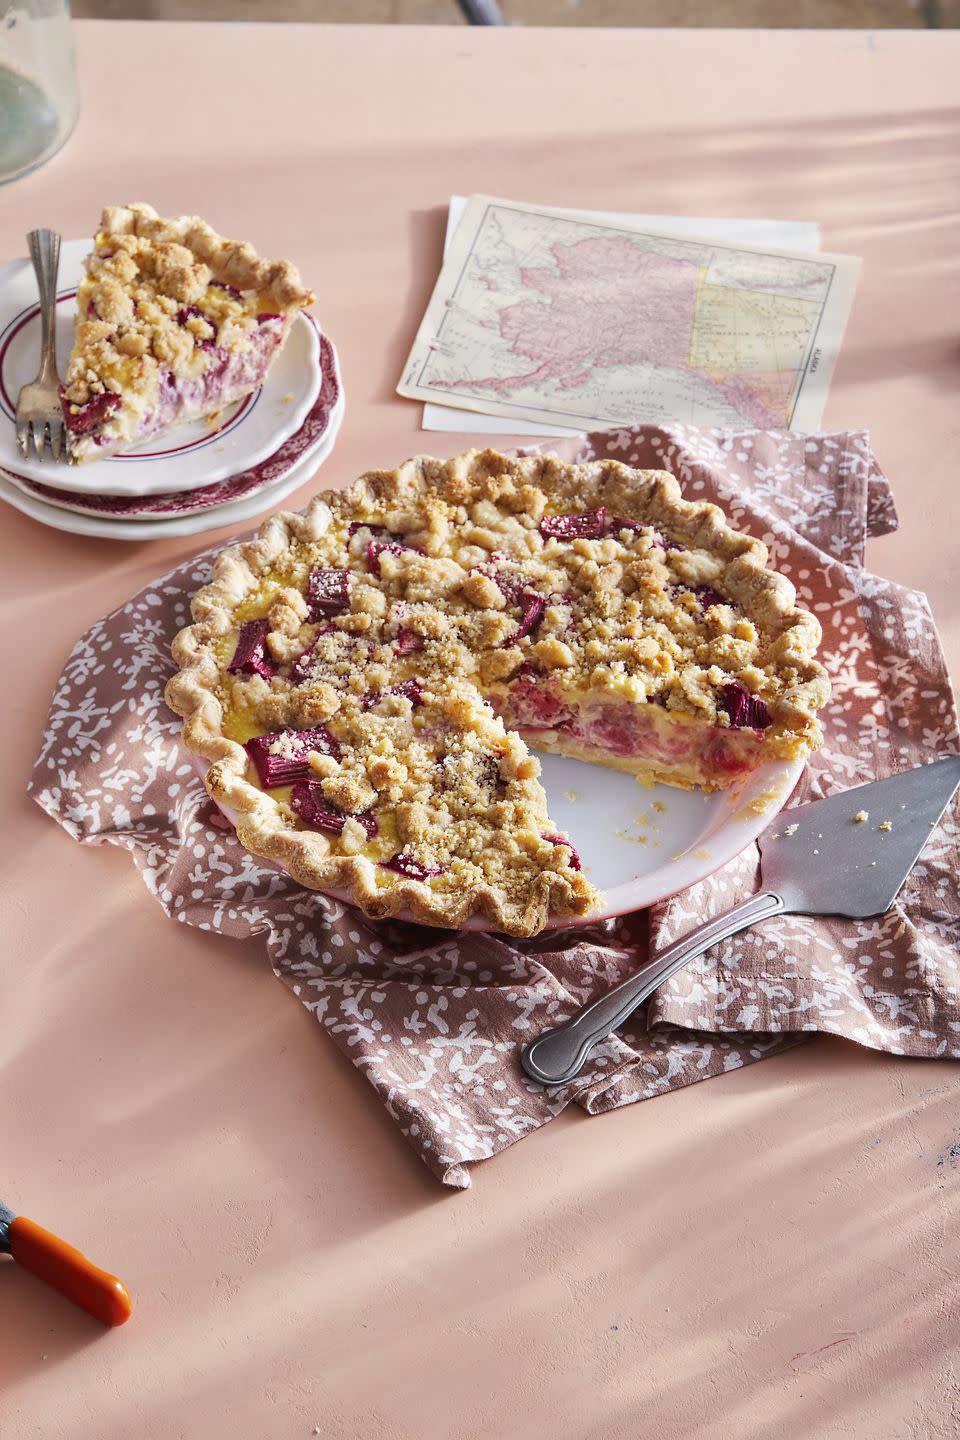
[464,237,698,391]
[398,198,860,434]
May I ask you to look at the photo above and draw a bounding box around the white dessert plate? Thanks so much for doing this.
[197,749,804,931]
[0,239,321,496]
[0,386,344,541]
[4,328,342,522]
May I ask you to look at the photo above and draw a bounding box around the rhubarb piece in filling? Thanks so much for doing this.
[166,449,830,935]
[59,203,314,462]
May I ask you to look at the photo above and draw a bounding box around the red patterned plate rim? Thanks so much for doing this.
[9,320,339,519]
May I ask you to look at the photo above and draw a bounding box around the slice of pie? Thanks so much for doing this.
[59,203,314,462]
[165,449,830,936]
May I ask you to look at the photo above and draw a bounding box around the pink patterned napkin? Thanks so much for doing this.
[30,426,960,1188]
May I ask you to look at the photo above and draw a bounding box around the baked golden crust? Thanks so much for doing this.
[98,204,313,309]
[165,449,830,935]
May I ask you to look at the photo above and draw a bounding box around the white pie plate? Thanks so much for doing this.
[0,386,344,540]
[0,239,321,496]
[197,749,804,931]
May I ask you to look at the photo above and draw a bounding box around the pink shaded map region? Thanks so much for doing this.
[438,236,699,395]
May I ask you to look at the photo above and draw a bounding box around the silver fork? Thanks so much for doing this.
[15,229,68,463]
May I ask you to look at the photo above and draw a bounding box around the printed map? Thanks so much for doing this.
[399,197,860,433]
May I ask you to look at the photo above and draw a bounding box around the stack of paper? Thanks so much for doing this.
[398,195,860,437]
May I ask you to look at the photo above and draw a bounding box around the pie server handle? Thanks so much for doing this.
[520,890,785,1086]
[4,1214,133,1327]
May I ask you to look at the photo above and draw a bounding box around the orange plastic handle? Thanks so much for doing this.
[9,1216,133,1327]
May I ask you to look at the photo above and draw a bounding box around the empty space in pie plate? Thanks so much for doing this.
[534,751,804,921]
[0,240,322,495]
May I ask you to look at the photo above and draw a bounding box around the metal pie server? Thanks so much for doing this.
[0,1198,132,1326]
[521,755,960,1088]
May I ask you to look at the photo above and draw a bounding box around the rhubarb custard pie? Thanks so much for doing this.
[166,449,829,936]
[60,204,314,462]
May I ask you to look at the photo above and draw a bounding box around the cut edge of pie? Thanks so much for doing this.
[164,448,831,937]
[60,203,315,462]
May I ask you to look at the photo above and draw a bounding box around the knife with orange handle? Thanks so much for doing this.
[0,1199,132,1326]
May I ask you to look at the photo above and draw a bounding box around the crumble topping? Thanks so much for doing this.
[229,459,822,739]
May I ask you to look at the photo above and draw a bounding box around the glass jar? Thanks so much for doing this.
[0,0,79,185]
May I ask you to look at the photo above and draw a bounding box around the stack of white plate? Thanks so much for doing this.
[0,240,344,541]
